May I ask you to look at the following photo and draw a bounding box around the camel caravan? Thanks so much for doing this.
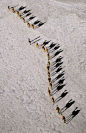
[8,5,45,29]
[27,35,80,124]
[8,4,81,124]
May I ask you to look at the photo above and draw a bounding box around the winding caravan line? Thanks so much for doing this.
[8,3,81,124]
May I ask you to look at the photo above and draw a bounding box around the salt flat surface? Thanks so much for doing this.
[55,0,86,4]
[0,0,86,133]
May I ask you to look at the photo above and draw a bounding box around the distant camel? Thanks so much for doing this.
[27,22,30,27]
[62,115,66,123]
[49,82,52,89]
[48,88,50,96]
[42,46,45,51]
[35,43,39,48]
[51,97,54,104]
[31,20,40,29]
[47,61,50,66]
[8,5,19,13]
[56,105,60,114]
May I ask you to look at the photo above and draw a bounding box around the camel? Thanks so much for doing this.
[46,48,48,53]
[47,65,49,70]
[48,71,50,76]
[27,22,30,27]
[47,61,50,66]
[42,46,45,51]
[47,54,49,60]
[48,88,50,96]
[56,106,60,114]
[49,82,52,89]
[31,24,34,29]
[35,43,39,48]
[16,11,20,15]
[48,77,51,82]
[22,17,25,22]
[11,7,15,13]
[47,53,49,59]
[48,73,50,78]
[18,13,22,18]
[51,97,54,104]
[8,6,15,13]
[62,115,66,123]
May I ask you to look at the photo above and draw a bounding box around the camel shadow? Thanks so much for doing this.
[60,99,75,114]
[28,36,41,45]
[47,42,56,50]
[50,49,63,60]
[51,65,63,77]
[50,84,66,96]
[66,107,81,124]
[54,90,68,103]
[34,22,46,29]
[51,70,65,83]
[53,77,65,88]
[49,44,60,53]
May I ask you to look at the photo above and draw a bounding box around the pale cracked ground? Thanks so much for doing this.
[0,0,86,133]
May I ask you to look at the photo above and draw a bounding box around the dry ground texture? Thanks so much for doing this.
[0,0,86,133]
